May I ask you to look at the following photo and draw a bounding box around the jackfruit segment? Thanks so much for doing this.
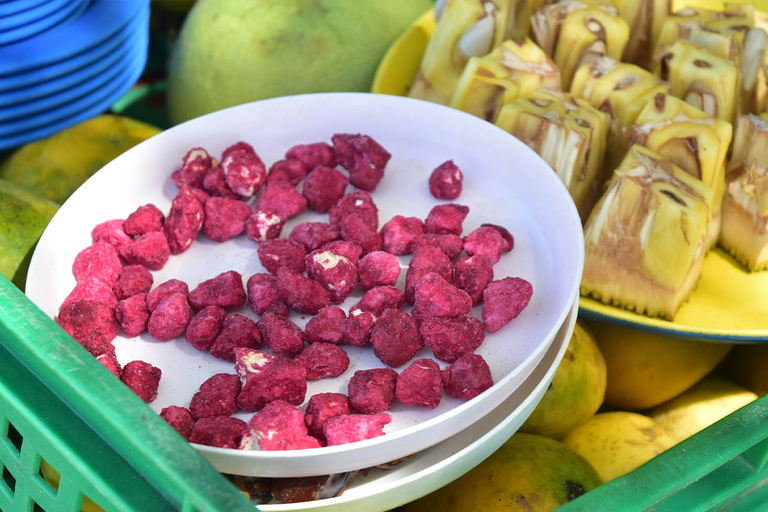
[582,145,713,320]
[496,89,609,219]
[450,38,560,121]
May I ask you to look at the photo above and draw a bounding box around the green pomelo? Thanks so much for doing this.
[167,0,433,124]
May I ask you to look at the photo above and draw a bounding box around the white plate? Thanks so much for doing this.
[26,92,583,477]
[259,297,579,511]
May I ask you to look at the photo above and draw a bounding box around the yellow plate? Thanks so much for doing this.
[372,5,768,342]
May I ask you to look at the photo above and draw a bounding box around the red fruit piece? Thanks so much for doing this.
[148,293,192,341]
[304,393,350,440]
[234,348,276,380]
[454,255,494,306]
[58,299,118,343]
[357,251,401,290]
[185,305,227,351]
[429,160,463,200]
[246,273,288,316]
[343,310,375,347]
[286,141,337,170]
[329,190,379,229]
[405,246,453,304]
[189,373,242,420]
[124,204,165,237]
[257,312,305,357]
[249,429,322,451]
[147,279,189,312]
[113,265,153,301]
[121,232,171,271]
[114,293,150,337]
[172,148,212,189]
[223,141,256,159]
[370,309,424,368]
[380,215,424,255]
[295,342,350,380]
[339,213,382,255]
[257,238,307,275]
[424,203,470,236]
[305,306,346,345]
[190,188,211,206]
[289,222,341,252]
[317,240,363,266]
[91,219,132,253]
[267,159,310,186]
[441,353,493,400]
[411,233,464,260]
[302,166,349,213]
[61,279,118,312]
[203,197,251,242]
[463,226,506,265]
[257,181,307,219]
[324,413,391,446]
[121,360,162,403]
[97,352,122,377]
[245,208,285,243]
[160,406,196,440]
[188,270,247,312]
[348,368,398,414]
[237,355,307,412]
[351,286,405,318]
[482,277,533,333]
[163,187,205,254]
[221,145,266,198]
[250,400,308,434]
[420,315,485,363]
[331,133,391,192]
[210,313,262,362]
[276,267,332,315]
[481,223,514,252]
[411,273,472,322]
[305,248,357,303]
[79,332,115,359]
[396,358,443,408]
[189,416,248,448]
[202,165,240,199]
[73,242,122,286]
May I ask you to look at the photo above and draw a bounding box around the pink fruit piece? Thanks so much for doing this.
[250,400,308,434]
[331,133,391,192]
[257,312,305,357]
[188,270,247,312]
[113,265,153,301]
[339,213,382,255]
[234,348,276,380]
[189,373,242,420]
[189,416,248,448]
[245,208,285,243]
[172,148,213,190]
[61,279,118,312]
[481,223,514,252]
[329,190,379,229]
[370,309,424,367]
[302,166,349,213]
[91,219,132,253]
[396,358,443,408]
[160,406,196,441]
[267,159,310,186]
[482,277,533,333]
[203,197,252,242]
[463,226,506,265]
[317,240,363,266]
[257,238,307,275]
[351,286,405,318]
[305,306,346,345]
[380,215,424,255]
[420,315,485,363]
[441,353,493,400]
[221,145,267,198]
[289,222,341,252]
[237,355,307,412]
[148,292,192,341]
[146,279,189,312]
[429,160,463,200]
[250,430,322,451]
[424,203,470,236]
[276,267,332,315]
[324,413,391,446]
[304,393,350,440]
[405,246,453,304]
[190,188,211,206]
[163,187,205,254]
[210,313,262,362]
[114,293,150,337]
[411,272,472,322]
[97,353,122,377]
[185,305,227,351]
[357,251,401,290]
[246,273,288,316]
[286,142,337,170]
[120,232,170,271]
[79,331,115,359]
[305,248,357,303]
[343,310,375,347]
[348,368,398,414]
[295,342,350,380]
[454,255,494,306]
[257,181,308,219]
[202,165,240,199]
[120,360,162,403]
[73,241,122,286]
[124,204,165,237]
[222,141,256,159]
[411,233,464,260]
[58,299,118,343]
